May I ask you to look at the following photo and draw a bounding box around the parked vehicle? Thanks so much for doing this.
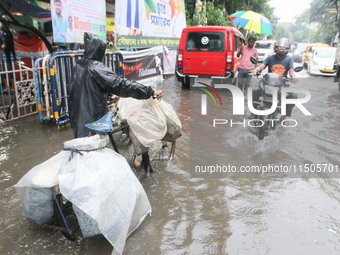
[302,42,330,68]
[176,25,245,88]
[307,46,337,76]
[254,39,276,62]
[249,57,303,140]
[291,42,308,63]
[334,34,340,91]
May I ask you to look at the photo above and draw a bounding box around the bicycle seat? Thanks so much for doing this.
[85,108,115,134]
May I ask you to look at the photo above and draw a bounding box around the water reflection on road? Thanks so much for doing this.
[0,73,339,255]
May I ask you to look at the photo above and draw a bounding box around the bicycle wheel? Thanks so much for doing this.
[149,140,176,170]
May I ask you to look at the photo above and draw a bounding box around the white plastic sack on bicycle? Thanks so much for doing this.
[15,151,70,189]
[158,98,182,142]
[117,98,181,147]
[15,135,151,255]
[58,135,151,255]
[14,151,70,225]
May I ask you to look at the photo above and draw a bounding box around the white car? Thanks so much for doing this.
[308,46,337,76]
[255,40,276,62]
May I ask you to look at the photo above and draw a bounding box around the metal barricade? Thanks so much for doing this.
[1,50,124,123]
[34,54,52,122]
[0,53,41,121]
[46,50,124,127]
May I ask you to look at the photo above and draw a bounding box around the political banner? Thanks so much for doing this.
[50,0,106,43]
[115,0,186,48]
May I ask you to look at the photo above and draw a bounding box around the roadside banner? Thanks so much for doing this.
[120,46,164,82]
[163,48,177,74]
[50,0,106,43]
[115,0,186,48]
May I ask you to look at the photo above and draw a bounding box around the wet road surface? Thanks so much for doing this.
[0,71,339,255]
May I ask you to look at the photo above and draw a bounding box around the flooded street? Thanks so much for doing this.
[1,73,340,255]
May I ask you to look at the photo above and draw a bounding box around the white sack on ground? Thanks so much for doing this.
[59,135,151,255]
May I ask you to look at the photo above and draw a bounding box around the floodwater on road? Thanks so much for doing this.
[0,73,339,255]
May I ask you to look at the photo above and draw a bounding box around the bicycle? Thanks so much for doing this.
[31,99,178,242]
[85,102,177,175]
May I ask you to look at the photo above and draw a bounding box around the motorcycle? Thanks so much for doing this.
[249,57,303,140]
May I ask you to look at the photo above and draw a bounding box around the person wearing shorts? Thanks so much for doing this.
[237,37,258,95]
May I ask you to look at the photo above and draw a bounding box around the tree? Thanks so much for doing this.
[274,22,294,41]
[272,0,338,44]
[190,1,230,26]
[185,0,275,29]
[308,0,338,44]
[291,10,311,42]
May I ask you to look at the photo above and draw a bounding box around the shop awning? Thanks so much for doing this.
[2,0,51,22]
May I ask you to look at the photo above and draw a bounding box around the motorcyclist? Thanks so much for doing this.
[69,32,163,138]
[251,37,297,126]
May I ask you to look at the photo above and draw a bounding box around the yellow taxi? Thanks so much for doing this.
[303,42,330,68]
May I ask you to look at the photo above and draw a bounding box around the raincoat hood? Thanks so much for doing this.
[69,34,154,138]
[83,32,106,61]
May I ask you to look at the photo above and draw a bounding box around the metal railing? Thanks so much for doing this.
[47,50,124,127]
[1,50,124,125]
[0,53,40,121]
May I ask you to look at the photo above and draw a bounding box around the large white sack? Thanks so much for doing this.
[58,135,151,255]
[158,99,182,142]
[117,98,181,147]
[14,136,109,225]
[14,150,70,225]
[117,97,167,147]
[15,150,69,189]
[21,187,54,225]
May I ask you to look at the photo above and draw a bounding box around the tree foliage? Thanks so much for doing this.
[185,0,275,26]
[273,0,338,44]
[188,2,230,26]
[184,0,338,44]
[308,0,338,44]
